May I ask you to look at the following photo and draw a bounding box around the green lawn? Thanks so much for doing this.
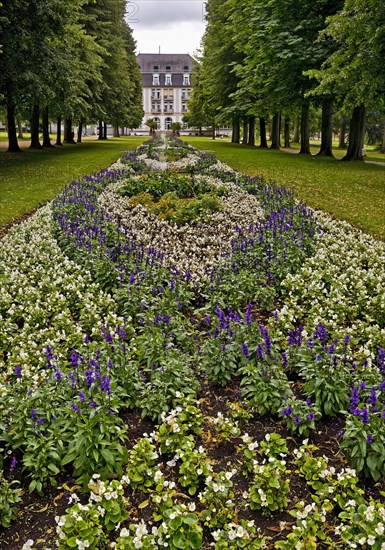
[185,137,385,241]
[1,134,384,240]
[0,136,146,228]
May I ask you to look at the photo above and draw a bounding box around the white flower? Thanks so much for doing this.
[22,541,34,550]
[76,540,90,550]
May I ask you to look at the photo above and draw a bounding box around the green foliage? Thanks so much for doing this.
[248,457,291,514]
[61,411,128,488]
[212,520,269,549]
[178,439,213,496]
[199,470,236,528]
[340,409,385,481]
[280,396,321,437]
[157,504,203,549]
[125,438,159,492]
[238,361,292,416]
[0,470,21,528]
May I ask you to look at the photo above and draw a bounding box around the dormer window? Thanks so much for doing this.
[184,65,189,71]
[153,65,159,70]
[183,73,190,86]
[152,73,160,85]
[165,65,171,70]
[165,73,172,85]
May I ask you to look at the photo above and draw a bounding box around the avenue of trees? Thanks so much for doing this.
[186,0,385,160]
[0,0,143,152]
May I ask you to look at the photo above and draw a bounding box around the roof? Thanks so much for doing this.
[137,53,196,74]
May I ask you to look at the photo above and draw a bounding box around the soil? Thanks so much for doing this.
[1,377,383,550]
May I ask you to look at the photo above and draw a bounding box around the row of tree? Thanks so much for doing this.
[0,0,143,152]
[186,0,385,160]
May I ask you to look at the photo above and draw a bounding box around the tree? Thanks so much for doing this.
[308,0,385,160]
[145,118,158,135]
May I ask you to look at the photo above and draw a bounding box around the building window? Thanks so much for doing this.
[164,102,174,113]
[153,117,161,130]
[163,88,174,100]
[182,102,187,112]
[184,65,189,71]
[152,73,160,85]
[153,65,159,70]
[151,102,161,113]
[151,88,161,99]
[165,73,172,86]
[166,65,171,70]
[183,73,190,86]
[165,117,173,130]
[181,88,191,100]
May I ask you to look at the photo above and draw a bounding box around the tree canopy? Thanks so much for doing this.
[192,0,384,159]
[0,0,143,151]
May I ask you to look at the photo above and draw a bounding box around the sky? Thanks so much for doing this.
[126,0,207,56]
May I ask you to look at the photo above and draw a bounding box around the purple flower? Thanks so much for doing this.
[367,434,374,444]
[31,409,37,419]
[241,343,250,358]
[314,323,328,343]
[37,417,44,426]
[360,408,369,424]
[281,352,288,368]
[9,456,17,473]
[84,334,90,344]
[282,406,293,417]
[14,365,22,379]
[78,390,86,402]
[102,327,113,345]
[256,344,264,360]
[100,375,111,394]
[55,370,63,382]
[71,350,79,367]
[306,413,315,421]
[71,403,80,413]
[89,400,98,409]
[294,415,301,425]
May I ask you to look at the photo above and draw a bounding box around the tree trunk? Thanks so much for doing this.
[339,117,347,149]
[6,97,21,152]
[270,113,281,149]
[77,119,84,143]
[29,103,42,149]
[317,98,334,156]
[56,116,62,146]
[64,118,76,144]
[113,125,120,137]
[293,118,300,143]
[42,106,53,147]
[212,122,216,139]
[17,117,24,139]
[242,119,248,145]
[232,118,240,143]
[284,118,290,148]
[103,121,108,140]
[342,104,366,161]
[380,115,385,154]
[299,102,311,154]
[248,115,255,146]
[259,117,268,148]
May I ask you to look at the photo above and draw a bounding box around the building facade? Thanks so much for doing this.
[135,53,195,134]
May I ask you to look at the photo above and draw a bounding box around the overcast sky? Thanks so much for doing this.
[127,0,206,56]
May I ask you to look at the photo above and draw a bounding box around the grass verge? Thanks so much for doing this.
[185,137,385,241]
[0,136,146,227]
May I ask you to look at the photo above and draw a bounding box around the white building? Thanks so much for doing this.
[135,53,196,134]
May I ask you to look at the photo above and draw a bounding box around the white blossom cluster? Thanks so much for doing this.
[270,210,385,353]
[98,176,264,287]
[0,205,125,385]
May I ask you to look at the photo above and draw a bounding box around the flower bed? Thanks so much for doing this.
[0,135,384,549]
